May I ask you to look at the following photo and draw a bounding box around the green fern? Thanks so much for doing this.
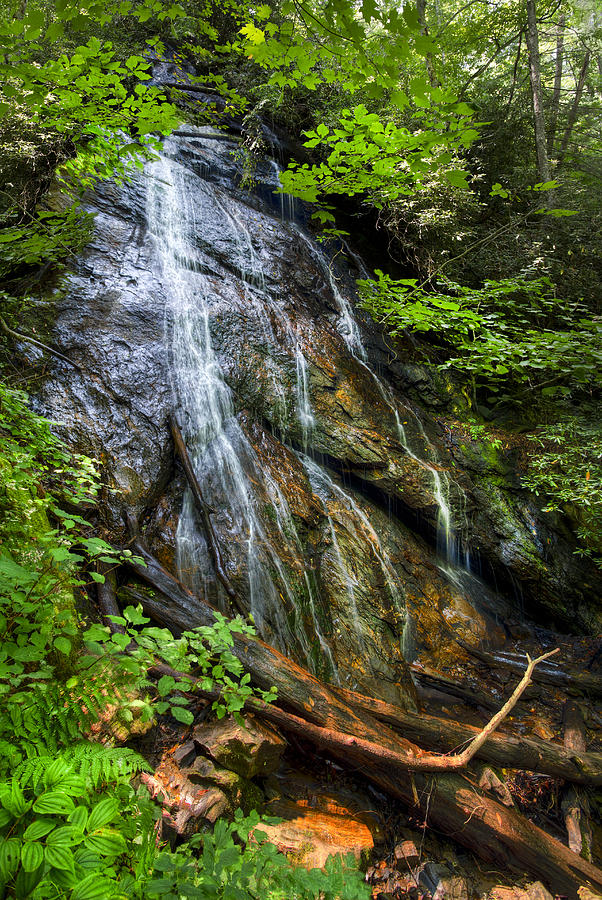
[3,662,148,766]
[15,742,149,789]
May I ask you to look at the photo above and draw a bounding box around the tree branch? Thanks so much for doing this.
[0,315,82,371]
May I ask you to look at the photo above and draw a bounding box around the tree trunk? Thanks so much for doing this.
[558,51,591,167]
[416,0,439,87]
[525,0,552,185]
[547,13,565,153]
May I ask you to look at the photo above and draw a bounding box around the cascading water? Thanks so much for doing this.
[295,344,315,451]
[146,141,317,663]
[144,125,472,697]
[145,134,345,681]
[303,456,406,640]
[289,226,467,564]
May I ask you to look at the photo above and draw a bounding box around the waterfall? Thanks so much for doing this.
[290,226,467,564]
[146,143,328,669]
[295,343,315,451]
[144,127,469,695]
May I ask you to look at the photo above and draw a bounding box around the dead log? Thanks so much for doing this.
[334,686,602,787]
[459,641,602,697]
[146,663,602,899]
[169,415,247,616]
[411,662,501,711]
[118,540,602,897]
[95,561,126,634]
[153,651,557,774]
[562,701,593,860]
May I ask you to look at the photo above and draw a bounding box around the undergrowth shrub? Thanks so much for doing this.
[0,382,369,898]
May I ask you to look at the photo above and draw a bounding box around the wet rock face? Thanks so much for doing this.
[34,122,600,702]
[34,176,174,529]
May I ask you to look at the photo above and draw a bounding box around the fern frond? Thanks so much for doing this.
[62,741,150,787]
[14,742,149,789]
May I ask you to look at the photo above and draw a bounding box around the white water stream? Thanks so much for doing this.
[290,224,465,563]
[146,133,470,687]
[146,143,332,670]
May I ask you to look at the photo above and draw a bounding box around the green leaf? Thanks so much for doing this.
[47,825,82,846]
[68,807,88,831]
[21,840,44,873]
[15,860,45,895]
[34,792,75,815]
[123,605,149,625]
[54,636,72,655]
[0,837,21,879]
[45,842,75,872]
[23,818,56,841]
[72,874,116,900]
[86,799,119,833]
[157,675,176,697]
[170,706,194,725]
[84,828,127,857]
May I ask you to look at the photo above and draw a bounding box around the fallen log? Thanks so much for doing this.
[562,701,593,859]
[334,686,602,786]
[411,662,502,711]
[459,641,602,697]
[145,663,602,899]
[153,650,558,774]
[95,561,126,634]
[169,415,247,617]
[118,539,602,897]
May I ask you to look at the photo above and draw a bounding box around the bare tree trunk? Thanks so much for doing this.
[416,0,439,87]
[525,0,552,184]
[558,51,591,166]
[547,13,565,153]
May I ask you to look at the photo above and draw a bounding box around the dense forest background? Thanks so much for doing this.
[0,0,601,895]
